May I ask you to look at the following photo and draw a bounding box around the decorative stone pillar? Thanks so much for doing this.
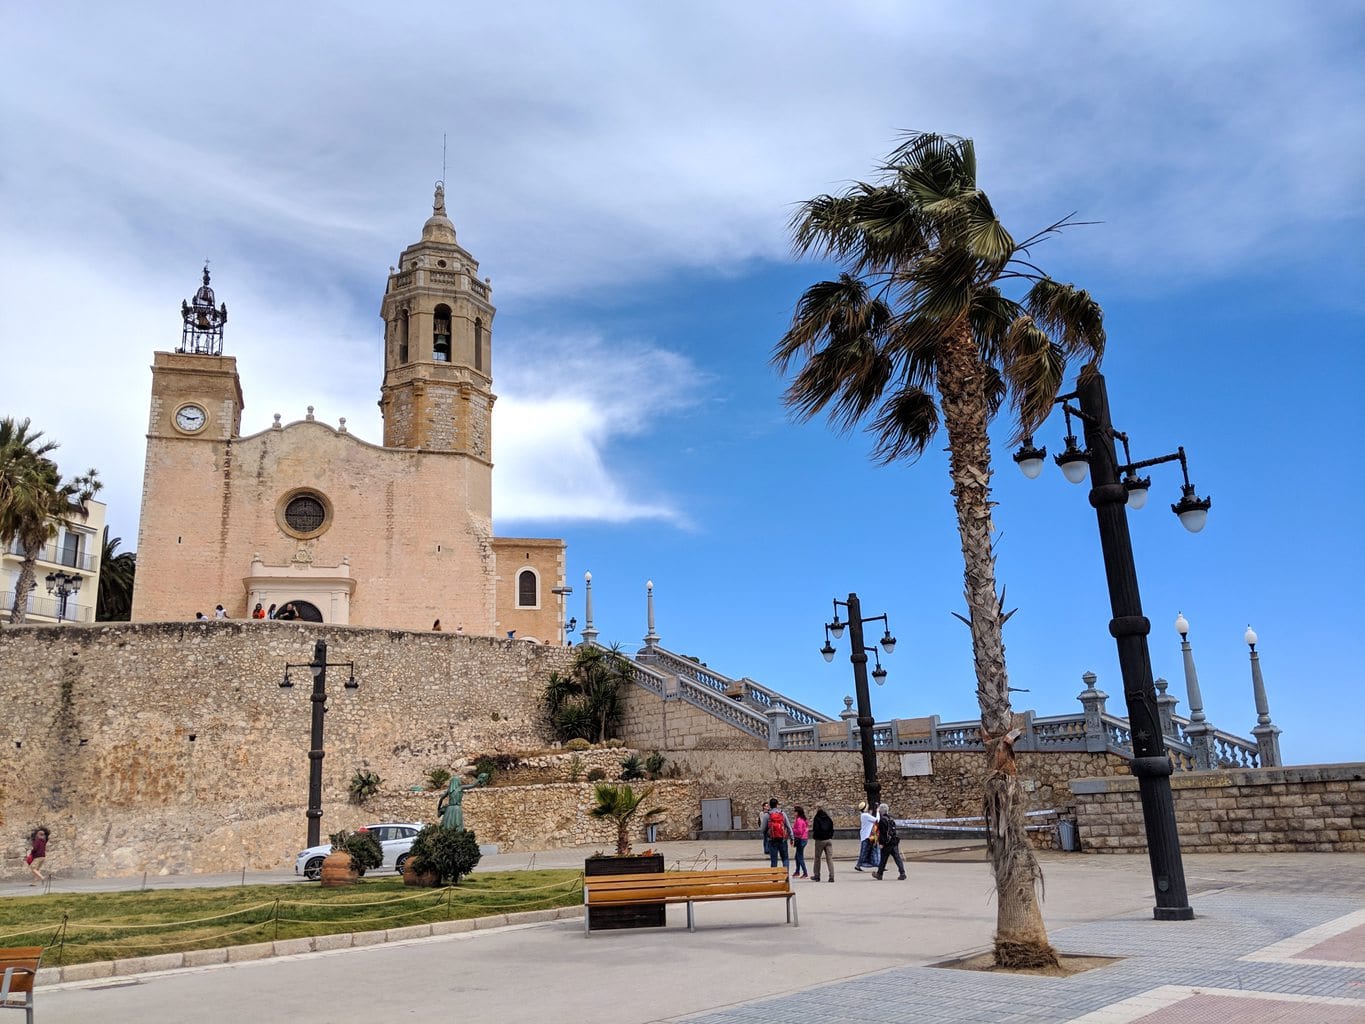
[1154,677,1179,741]
[1245,626,1282,768]
[580,570,598,647]
[1175,613,1217,770]
[839,695,858,748]
[1077,671,1110,752]
[765,706,790,750]
[641,579,660,652]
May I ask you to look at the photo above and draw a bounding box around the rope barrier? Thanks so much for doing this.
[58,902,278,933]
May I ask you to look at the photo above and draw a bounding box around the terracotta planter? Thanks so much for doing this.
[320,849,359,888]
[584,853,665,930]
[402,861,442,887]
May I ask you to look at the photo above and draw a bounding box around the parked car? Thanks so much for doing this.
[294,822,425,880]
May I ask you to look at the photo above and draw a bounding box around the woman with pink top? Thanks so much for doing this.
[791,805,810,878]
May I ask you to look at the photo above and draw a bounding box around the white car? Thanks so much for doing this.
[294,822,425,880]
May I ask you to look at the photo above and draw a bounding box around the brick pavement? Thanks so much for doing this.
[681,889,1365,1023]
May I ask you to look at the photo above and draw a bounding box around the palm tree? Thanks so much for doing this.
[97,528,136,621]
[773,133,1105,968]
[542,645,628,743]
[589,783,662,856]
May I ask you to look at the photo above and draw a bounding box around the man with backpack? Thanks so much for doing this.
[809,805,835,881]
[872,802,907,880]
[764,797,792,870]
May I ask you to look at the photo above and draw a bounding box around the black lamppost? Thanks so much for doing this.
[1013,368,1209,922]
[820,594,896,810]
[280,639,357,848]
[45,570,82,623]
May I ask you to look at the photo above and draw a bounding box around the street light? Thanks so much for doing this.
[1011,367,1205,921]
[820,593,896,810]
[45,571,82,623]
[279,639,358,849]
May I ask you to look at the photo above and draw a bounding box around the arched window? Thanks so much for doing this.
[516,568,538,608]
[474,318,484,372]
[399,309,410,363]
[433,304,452,362]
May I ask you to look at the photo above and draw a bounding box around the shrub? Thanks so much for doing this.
[589,783,663,856]
[564,737,591,752]
[409,824,482,884]
[426,767,452,791]
[605,738,625,749]
[619,754,644,781]
[566,754,584,783]
[329,829,383,874]
[644,752,666,780]
[348,769,382,804]
[586,768,607,782]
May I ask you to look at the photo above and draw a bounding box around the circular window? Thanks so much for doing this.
[437,259,447,268]
[277,489,332,539]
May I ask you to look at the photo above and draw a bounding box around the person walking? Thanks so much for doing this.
[790,805,810,878]
[810,805,835,882]
[855,801,880,872]
[26,827,49,885]
[872,802,907,880]
[764,798,792,871]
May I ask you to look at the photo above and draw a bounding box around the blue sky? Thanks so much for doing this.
[2,3,1362,764]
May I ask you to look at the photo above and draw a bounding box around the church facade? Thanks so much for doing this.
[130,186,567,639]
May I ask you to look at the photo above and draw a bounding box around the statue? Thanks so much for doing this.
[437,775,464,831]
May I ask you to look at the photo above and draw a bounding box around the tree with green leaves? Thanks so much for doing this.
[774,133,1105,968]
[0,417,102,625]
[97,528,136,621]
[542,644,628,743]
[589,783,662,856]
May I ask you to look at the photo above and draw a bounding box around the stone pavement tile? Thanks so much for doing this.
[1066,985,1365,1024]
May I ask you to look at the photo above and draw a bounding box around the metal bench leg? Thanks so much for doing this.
[687,901,695,932]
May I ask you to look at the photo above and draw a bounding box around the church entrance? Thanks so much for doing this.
[281,600,323,622]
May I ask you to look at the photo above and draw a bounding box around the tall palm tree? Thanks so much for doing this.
[97,528,136,621]
[774,133,1105,968]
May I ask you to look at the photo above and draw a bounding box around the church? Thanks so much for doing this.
[130,185,568,638]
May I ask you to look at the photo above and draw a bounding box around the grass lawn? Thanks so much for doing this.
[0,870,583,966]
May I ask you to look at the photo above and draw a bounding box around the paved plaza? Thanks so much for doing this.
[14,841,1364,1023]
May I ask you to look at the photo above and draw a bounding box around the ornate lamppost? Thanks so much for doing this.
[45,570,82,623]
[280,639,358,848]
[1013,368,1209,921]
[819,593,896,810]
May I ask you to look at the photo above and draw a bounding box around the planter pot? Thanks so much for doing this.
[402,861,443,887]
[584,853,665,930]
[320,850,359,888]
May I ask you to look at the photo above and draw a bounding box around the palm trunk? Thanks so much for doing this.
[8,555,37,624]
[937,323,1058,969]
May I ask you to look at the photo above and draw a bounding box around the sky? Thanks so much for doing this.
[2,2,1362,765]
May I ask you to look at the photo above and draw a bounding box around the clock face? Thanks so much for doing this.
[175,404,207,433]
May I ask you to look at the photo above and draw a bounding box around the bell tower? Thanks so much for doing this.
[379,184,496,463]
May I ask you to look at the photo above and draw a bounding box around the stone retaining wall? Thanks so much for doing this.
[1069,763,1365,852]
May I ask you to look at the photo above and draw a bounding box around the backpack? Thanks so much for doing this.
[878,815,899,845]
[767,810,787,839]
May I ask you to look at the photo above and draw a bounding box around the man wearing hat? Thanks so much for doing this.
[855,800,880,871]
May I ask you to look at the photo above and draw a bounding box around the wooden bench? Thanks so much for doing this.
[0,947,42,1024]
[582,867,797,935]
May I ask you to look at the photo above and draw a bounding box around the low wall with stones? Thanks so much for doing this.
[619,684,767,751]
[0,620,573,877]
[666,747,1131,833]
[1069,763,1365,853]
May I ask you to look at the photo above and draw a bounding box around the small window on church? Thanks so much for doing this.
[474,318,484,372]
[516,568,538,608]
[434,304,452,362]
[278,490,332,539]
[399,309,410,363]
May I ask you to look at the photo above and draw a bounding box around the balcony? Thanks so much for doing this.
[5,539,97,573]
[0,589,95,623]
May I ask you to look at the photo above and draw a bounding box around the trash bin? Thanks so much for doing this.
[1057,818,1078,852]
[645,823,659,844]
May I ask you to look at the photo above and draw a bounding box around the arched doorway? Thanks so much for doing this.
[279,600,323,622]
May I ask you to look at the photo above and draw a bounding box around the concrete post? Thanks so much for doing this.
[1077,671,1110,752]
[1246,627,1282,768]
[1176,615,1217,770]
[1154,676,1179,741]
[765,706,790,750]
[839,695,857,747]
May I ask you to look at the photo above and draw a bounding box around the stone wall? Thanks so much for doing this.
[618,683,767,751]
[1069,763,1365,853]
[667,748,1131,832]
[0,621,573,876]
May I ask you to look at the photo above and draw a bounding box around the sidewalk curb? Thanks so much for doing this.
[36,905,583,986]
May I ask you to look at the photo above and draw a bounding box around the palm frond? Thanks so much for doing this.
[868,387,939,464]
[1025,278,1106,361]
[1000,316,1068,439]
